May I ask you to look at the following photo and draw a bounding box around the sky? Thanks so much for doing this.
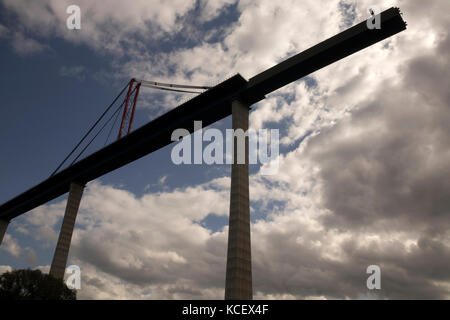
[0,0,449,299]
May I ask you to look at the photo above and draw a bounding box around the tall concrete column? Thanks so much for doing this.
[225,99,252,300]
[0,219,9,246]
[49,182,84,280]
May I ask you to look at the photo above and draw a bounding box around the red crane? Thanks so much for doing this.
[117,78,211,140]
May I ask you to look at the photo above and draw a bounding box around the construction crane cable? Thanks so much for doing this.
[104,100,123,147]
[69,87,137,167]
[140,84,205,94]
[50,82,130,177]
[136,79,211,90]
[50,79,209,177]
[68,106,121,166]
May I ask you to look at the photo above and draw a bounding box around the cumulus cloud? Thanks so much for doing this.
[1,0,198,55]
[10,32,48,56]
[198,0,237,22]
[0,265,12,274]
[2,0,450,300]
[1,234,22,257]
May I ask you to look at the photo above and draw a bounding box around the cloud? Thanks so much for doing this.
[24,247,38,265]
[305,33,450,236]
[14,155,450,300]
[198,0,237,22]
[0,265,12,274]
[35,265,50,274]
[1,234,22,257]
[10,32,48,56]
[2,0,450,300]
[60,65,87,81]
[0,24,9,38]
[0,0,198,55]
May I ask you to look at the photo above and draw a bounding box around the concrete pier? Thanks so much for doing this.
[225,99,253,300]
[49,182,84,280]
[0,219,9,246]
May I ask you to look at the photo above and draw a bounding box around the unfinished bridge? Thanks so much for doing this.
[0,8,406,299]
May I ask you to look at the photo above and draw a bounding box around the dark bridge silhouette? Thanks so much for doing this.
[0,8,406,299]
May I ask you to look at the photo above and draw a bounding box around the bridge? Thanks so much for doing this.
[0,8,406,299]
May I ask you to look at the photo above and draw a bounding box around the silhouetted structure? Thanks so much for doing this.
[49,183,84,280]
[225,99,252,299]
